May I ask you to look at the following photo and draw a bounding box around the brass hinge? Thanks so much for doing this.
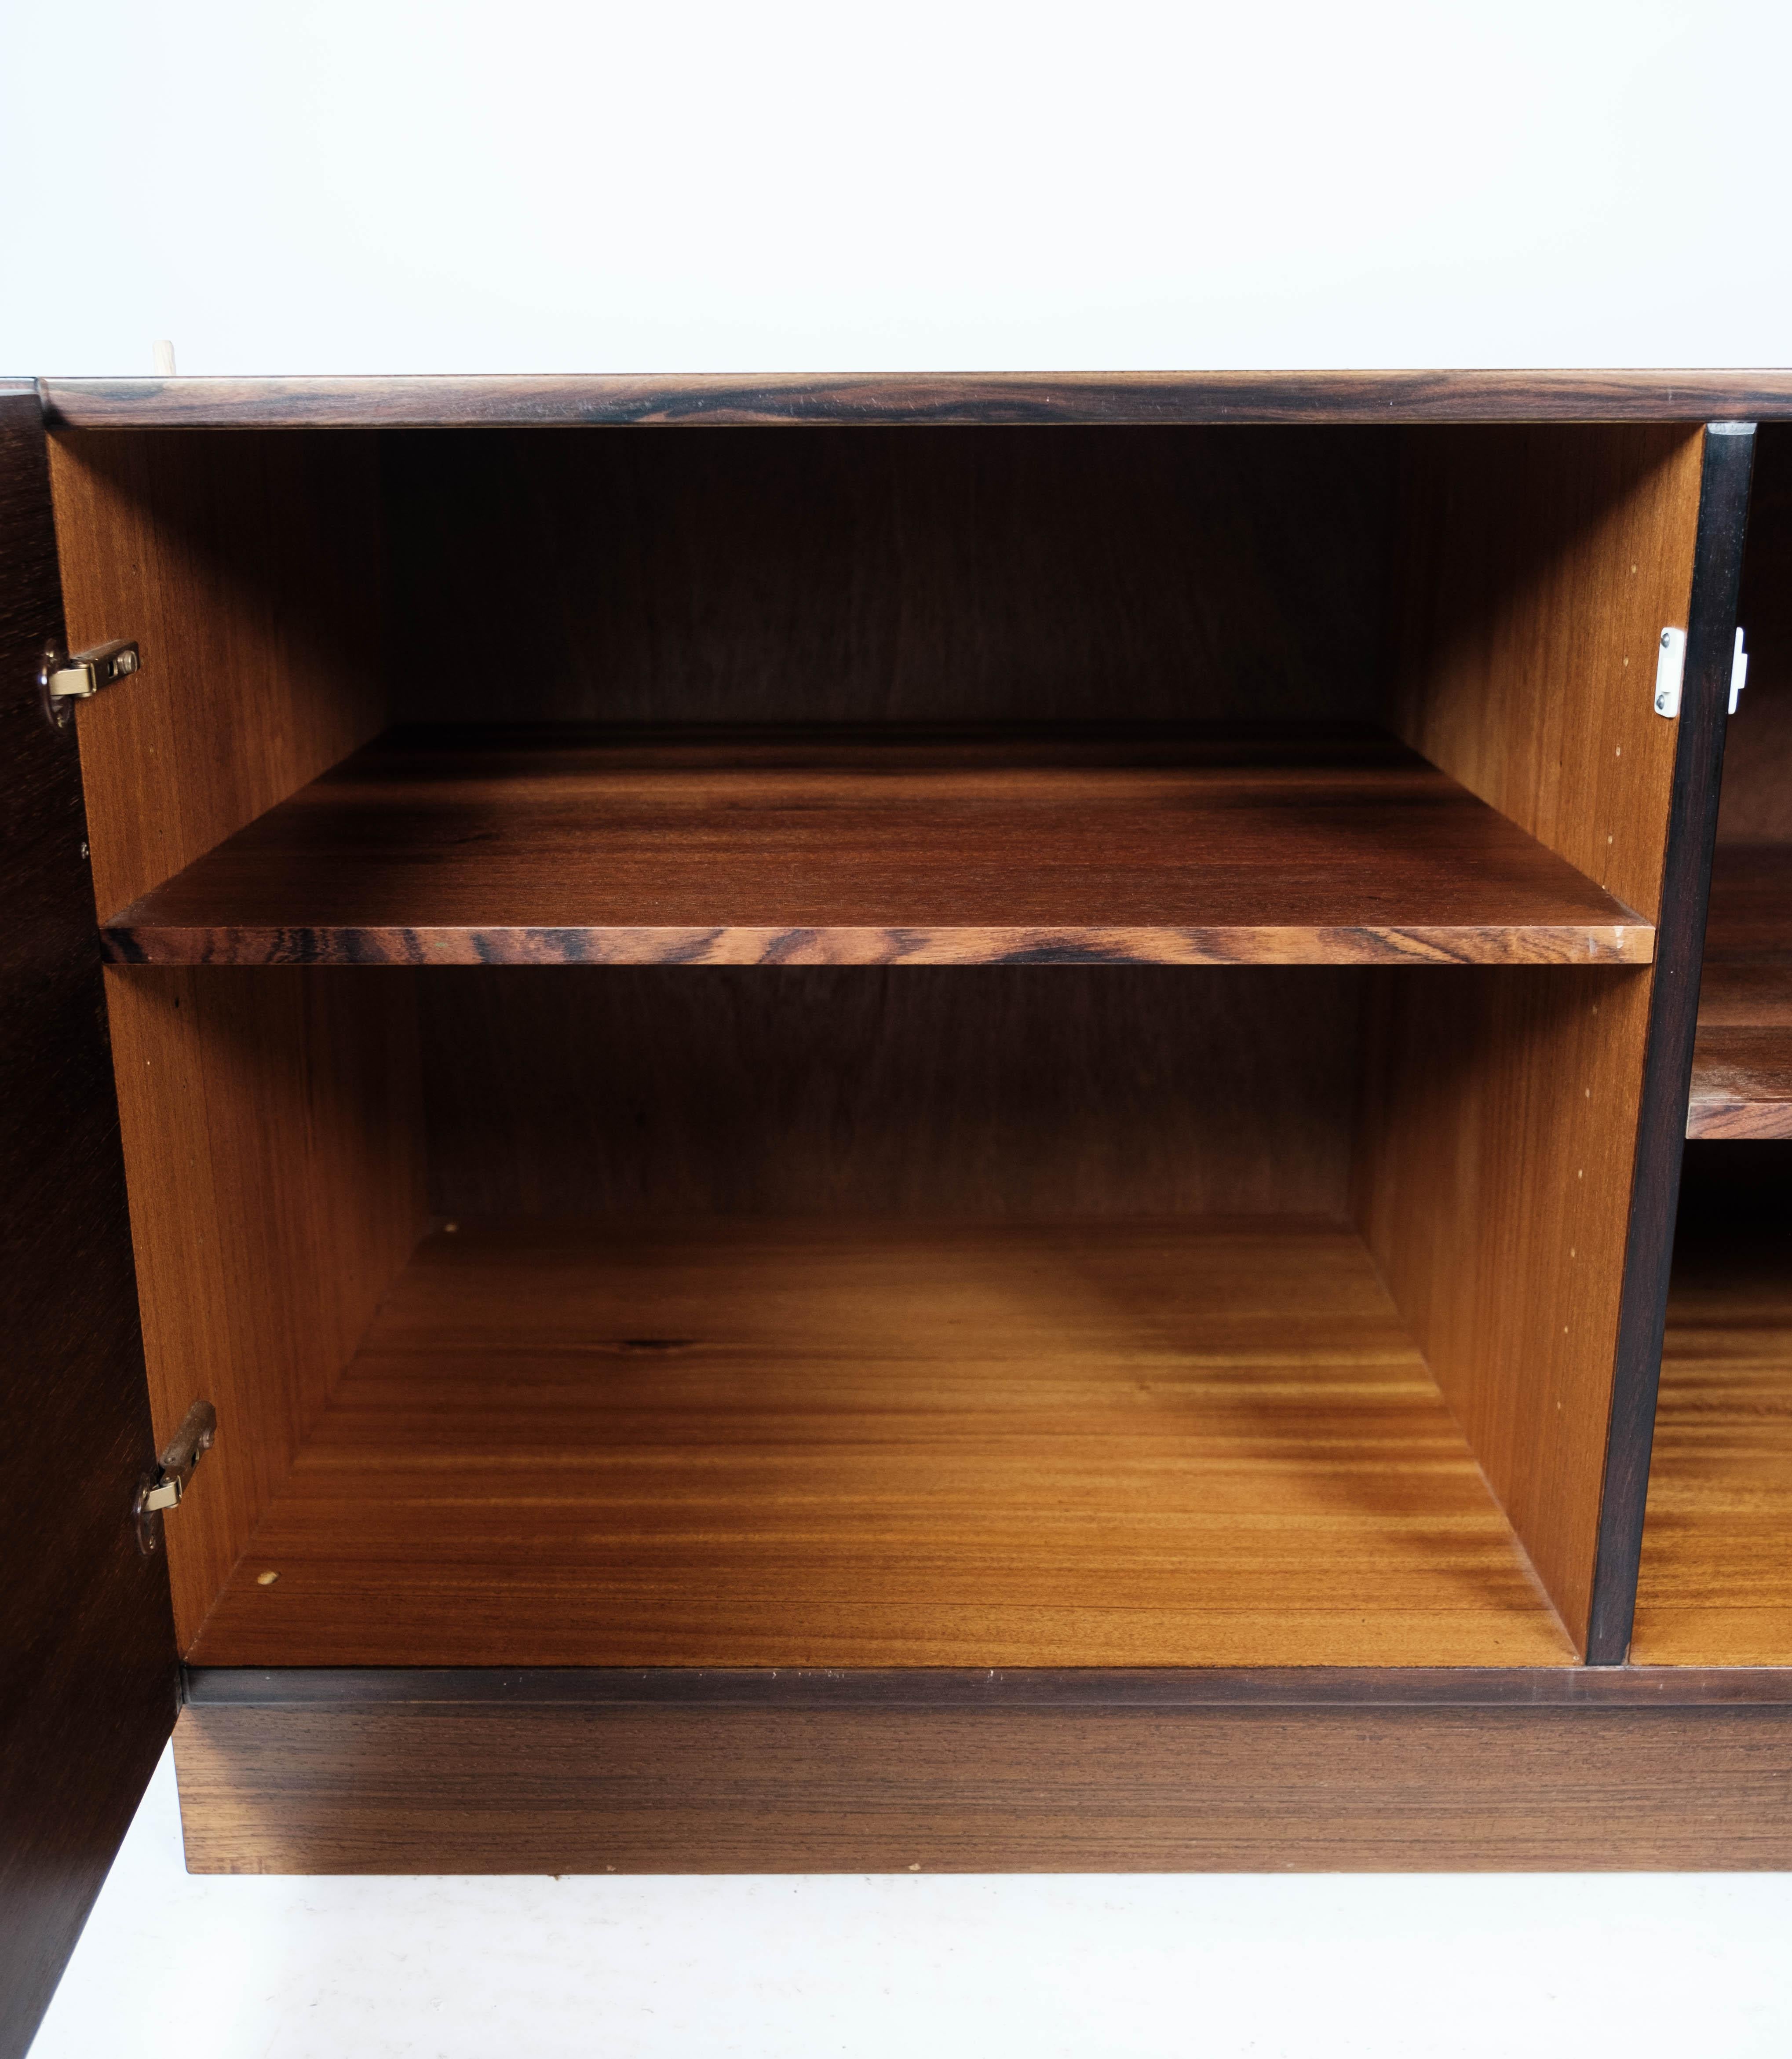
[38,637,140,731]
[134,1400,217,1555]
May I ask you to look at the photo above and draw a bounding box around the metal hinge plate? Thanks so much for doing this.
[134,1399,217,1554]
[1652,624,1752,720]
[38,637,140,731]
[1653,627,1686,718]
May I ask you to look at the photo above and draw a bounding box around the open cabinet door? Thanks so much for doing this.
[0,384,177,2059]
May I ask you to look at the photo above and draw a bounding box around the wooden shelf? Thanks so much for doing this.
[187,1217,1575,1669]
[105,726,1650,969]
[1632,1220,1792,1665]
[1688,844,1792,1138]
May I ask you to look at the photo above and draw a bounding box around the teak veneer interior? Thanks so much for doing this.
[109,953,1641,1662]
[40,412,1712,1677]
[1634,1147,1792,1665]
[1686,844,1792,1137]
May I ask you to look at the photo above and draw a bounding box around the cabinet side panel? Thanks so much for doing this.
[0,391,175,2059]
[103,968,430,1647]
[1356,967,1651,1649]
[47,430,387,918]
[1393,423,1703,923]
[173,1700,1792,1873]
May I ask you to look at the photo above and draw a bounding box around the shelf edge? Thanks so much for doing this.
[100,921,1658,970]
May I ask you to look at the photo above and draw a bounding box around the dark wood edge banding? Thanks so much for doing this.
[1587,423,1759,1664]
[100,923,1657,970]
[181,1665,1792,1709]
[35,370,1792,431]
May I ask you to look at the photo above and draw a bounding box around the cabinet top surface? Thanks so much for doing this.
[18,370,1792,428]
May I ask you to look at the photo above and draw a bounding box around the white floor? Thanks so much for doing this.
[28,1745,1792,2058]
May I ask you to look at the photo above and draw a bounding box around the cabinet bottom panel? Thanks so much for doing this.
[180,1217,1578,1671]
[173,1682,1792,1873]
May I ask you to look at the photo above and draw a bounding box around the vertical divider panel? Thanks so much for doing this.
[1358,425,1705,1651]
[1588,423,1758,1661]
[1389,425,1702,924]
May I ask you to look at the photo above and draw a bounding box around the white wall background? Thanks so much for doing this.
[3,0,1789,375]
[14,5,1792,2051]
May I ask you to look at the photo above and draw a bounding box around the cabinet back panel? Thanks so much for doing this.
[421,966,1361,1222]
[105,968,430,1649]
[383,427,1399,727]
[1717,423,1792,843]
[47,430,389,918]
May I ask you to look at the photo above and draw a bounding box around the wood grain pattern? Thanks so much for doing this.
[420,966,1364,1222]
[0,388,176,2059]
[101,727,1652,968]
[1393,424,1704,923]
[1355,426,1708,1651]
[1687,1030,1792,1137]
[171,1698,1792,1873]
[184,1218,1575,1670]
[1632,1219,1792,1664]
[1715,423,1792,842]
[104,968,430,1650]
[1356,967,1652,1653]
[1696,844,1792,982]
[46,428,387,919]
[36,369,1792,431]
[383,426,1398,730]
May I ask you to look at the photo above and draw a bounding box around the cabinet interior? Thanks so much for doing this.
[1634,422,1792,1665]
[1638,1141,1792,1664]
[1685,421,1792,1141]
[46,418,1708,1667]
